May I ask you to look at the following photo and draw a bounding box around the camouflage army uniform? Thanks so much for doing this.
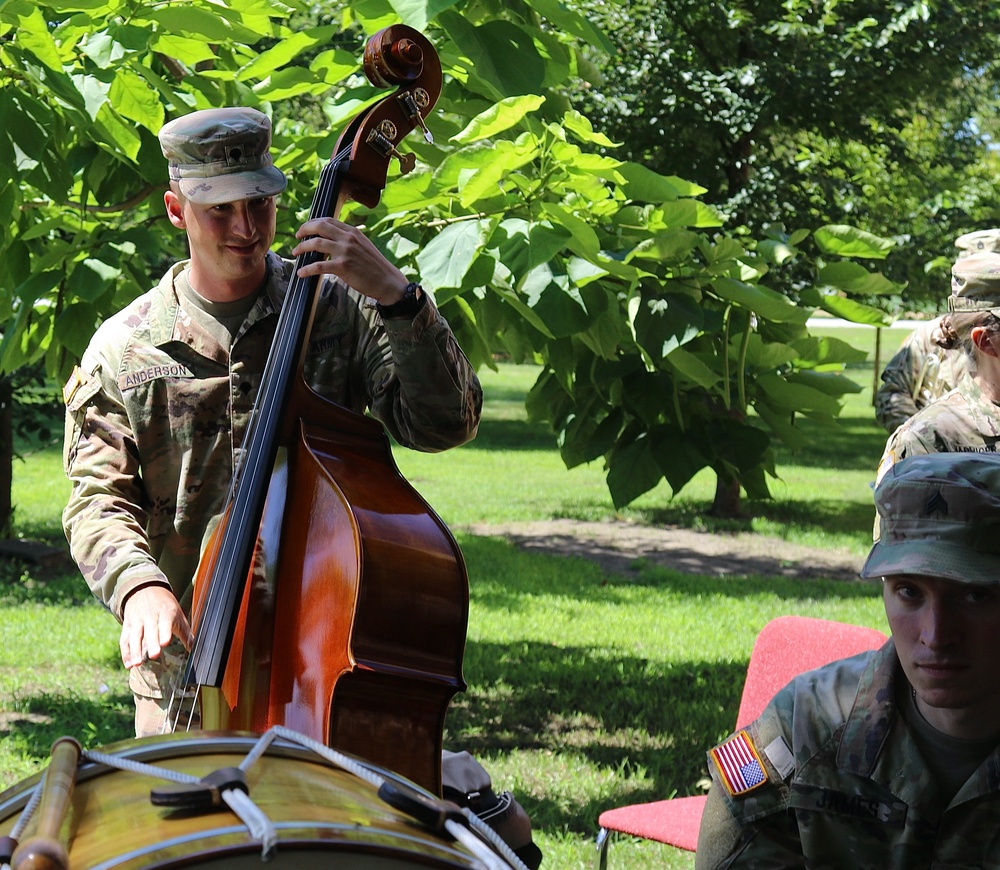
[62,252,482,717]
[874,317,967,434]
[697,641,1000,869]
[876,372,1000,483]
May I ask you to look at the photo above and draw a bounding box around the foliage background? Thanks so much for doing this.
[1,0,948,516]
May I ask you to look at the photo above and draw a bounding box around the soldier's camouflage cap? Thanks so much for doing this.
[158,107,287,205]
[862,453,1000,584]
[948,251,1000,315]
[955,228,1000,257]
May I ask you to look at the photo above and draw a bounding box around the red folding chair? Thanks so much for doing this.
[594,615,888,868]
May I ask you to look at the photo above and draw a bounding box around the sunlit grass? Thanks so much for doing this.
[2,355,891,868]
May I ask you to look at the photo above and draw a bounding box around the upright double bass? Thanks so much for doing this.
[175,26,468,795]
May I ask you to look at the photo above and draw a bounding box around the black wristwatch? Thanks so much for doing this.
[377,281,426,320]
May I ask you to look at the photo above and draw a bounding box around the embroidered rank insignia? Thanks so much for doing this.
[710,730,769,797]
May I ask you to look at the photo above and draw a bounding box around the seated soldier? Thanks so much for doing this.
[696,451,1000,868]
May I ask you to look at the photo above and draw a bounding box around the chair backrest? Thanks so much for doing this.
[735,615,888,729]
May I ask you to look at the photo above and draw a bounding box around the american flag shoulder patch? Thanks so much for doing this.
[710,729,769,798]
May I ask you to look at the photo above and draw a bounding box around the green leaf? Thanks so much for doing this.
[711,276,810,324]
[417,219,493,289]
[607,435,664,508]
[455,135,541,206]
[526,0,614,53]
[758,238,796,265]
[387,0,464,31]
[799,287,891,325]
[451,95,546,144]
[6,1,63,71]
[755,404,811,451]
[649,428,710,494]
[251,67,328,101]
[561,109,619,148]
[441,16,547,99]
[109,68,164,130]
[813,224,895,259]
[785,369,862,398]
[493,285,556,339]
[626,230,702,263]
[755,373,842,414]
[633,293,704,359]
[526,276,589,339]
[94,102,142,160]
[150,33,218,66]
[616,163,707,201]
[791,334,869,368]
[664,346,722,389]
[818,261,903,295]
[539,203,600,257]
[149,6,259,42]
[656,200,725,229]
[238,26,341,80]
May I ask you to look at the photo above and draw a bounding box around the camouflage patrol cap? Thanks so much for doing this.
[948,251,1000,314]
[955,228,1000,258]
[158,108,287,205]
[861,453,1000,583]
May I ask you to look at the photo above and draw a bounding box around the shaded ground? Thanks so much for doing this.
[461,518,866,583]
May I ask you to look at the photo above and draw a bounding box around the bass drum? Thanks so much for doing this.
[0,731,497,869]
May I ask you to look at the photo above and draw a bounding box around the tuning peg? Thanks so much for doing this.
[398,89,434,144]
[367,121,417,174]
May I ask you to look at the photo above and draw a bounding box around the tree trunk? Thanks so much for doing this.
[710,474,742,519]
[0,376,12,534]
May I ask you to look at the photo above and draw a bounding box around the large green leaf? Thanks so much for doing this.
[440,15,547,99]
[238,26,342,80]
[416,219,492,289]
[148,5,261,42]
[818,261,904,295]
[109,67,164,130]
[664,346,722,389]
[616,163,707,201]
[712,276,810,324]
[451,95,546,144]
[648,427,710,494]
[561,110,619,148]
[387,0,463,30]
[4,1,63,71]
[785,369,862,398]
[526,0,614,54]
[813,225,895,259]
[799,287,892,325]
[755,373,842,414]
[539,203,600,257]
[607,434,664,508]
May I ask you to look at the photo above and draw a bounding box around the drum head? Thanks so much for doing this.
[0,732,493,869]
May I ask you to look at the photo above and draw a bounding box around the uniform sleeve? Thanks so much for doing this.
[874,342,921,434]
[696,784,805,869]
[366,295,483,452]
[697,697,805,869]
[61,359,170,620]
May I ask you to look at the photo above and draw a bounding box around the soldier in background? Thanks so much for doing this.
[876,250,1000,482]
[696,452,1000,868]
[874,229,1000,433]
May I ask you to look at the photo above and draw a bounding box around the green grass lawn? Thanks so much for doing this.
[0,358,892,869]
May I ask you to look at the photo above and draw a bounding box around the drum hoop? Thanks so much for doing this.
[86,821,476,870]
[0,731,425,818]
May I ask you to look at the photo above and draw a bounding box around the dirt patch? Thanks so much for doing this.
[461,518,867,583]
